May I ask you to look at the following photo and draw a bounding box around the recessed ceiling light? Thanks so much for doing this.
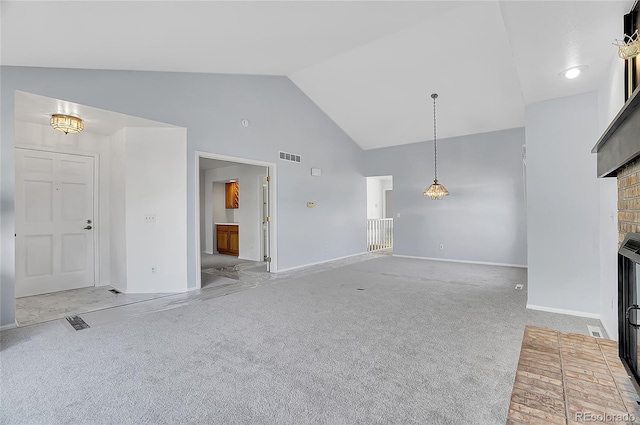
[565,68,581,79]
[561,66,588,80]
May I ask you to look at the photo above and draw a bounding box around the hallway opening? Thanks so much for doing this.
[366,175,393,253]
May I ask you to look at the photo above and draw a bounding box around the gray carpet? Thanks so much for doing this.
[1,256,602,424]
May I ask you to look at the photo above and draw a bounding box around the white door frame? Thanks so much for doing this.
[194,151,278,289]
[14,145,101,288]
[259,174,268,262]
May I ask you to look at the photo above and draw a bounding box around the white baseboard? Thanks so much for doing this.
[393,254,527,269]
[203,251,213,255]
[526,304,601,319]
[0,321,18,331]
[276,252,369,273]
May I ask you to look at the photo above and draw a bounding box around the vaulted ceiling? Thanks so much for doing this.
[1,1,633,149]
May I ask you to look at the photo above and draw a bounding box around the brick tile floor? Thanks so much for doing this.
[507,326,640,424]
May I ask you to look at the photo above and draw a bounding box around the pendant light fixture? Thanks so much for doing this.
[50,114,84,135]
[423,93,449,200]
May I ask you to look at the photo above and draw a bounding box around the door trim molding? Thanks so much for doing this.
[194,151,278,290]
[15,146,100,289]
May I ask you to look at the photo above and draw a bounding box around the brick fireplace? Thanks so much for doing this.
[593,81,640,392]
[618,158,640,245]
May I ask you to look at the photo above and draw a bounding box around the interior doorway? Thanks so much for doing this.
[13,91,185,327]
[366,175,393,253]
[195,152,277,289]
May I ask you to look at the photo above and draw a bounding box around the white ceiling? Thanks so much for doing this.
[500,0,629,105]
[15,91,178,135]
[290,1,525,149]
[1,1,634,150]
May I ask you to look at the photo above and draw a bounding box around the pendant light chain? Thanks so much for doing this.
[432,93,438,182]
[423,92,449,200]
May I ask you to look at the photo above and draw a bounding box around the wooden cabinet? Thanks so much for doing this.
[229,227,239,255]
[225,182,239,209]
[216,225,239,256]
[217,227,229,254]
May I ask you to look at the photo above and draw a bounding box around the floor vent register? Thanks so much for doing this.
[66,315,90,331]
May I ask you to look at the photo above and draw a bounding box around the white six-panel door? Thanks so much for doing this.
[15,149,95,298]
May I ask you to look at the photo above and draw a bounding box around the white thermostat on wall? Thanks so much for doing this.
[241,119,250,127]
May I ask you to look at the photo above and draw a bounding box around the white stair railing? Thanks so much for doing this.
[367,218,393,252]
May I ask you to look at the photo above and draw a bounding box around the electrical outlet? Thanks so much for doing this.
[439,244,444,250]
[151,266,157,274]
[515,284,524,290]
[145,214,156,223]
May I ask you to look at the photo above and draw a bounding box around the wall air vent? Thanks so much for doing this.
[279,151,301,163]
[587,325,603,338]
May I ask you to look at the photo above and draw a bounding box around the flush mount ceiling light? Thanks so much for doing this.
[561,66,588,80]
[50,114,83,134]
[423,93,449,200]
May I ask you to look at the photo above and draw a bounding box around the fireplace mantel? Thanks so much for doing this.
[593,87,640,178]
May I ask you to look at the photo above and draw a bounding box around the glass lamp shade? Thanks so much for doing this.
[423,180,449,200]
[50,114,83,134]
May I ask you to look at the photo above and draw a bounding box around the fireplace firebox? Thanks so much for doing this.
[619,233,640,388]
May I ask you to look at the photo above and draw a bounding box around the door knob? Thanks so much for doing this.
[84,225,92,230]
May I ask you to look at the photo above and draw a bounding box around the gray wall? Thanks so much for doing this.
[0,66,366,327]
[525,91,600,315]
[363,127,527,266]
[598,57,624,339]
[109,129,127,292]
